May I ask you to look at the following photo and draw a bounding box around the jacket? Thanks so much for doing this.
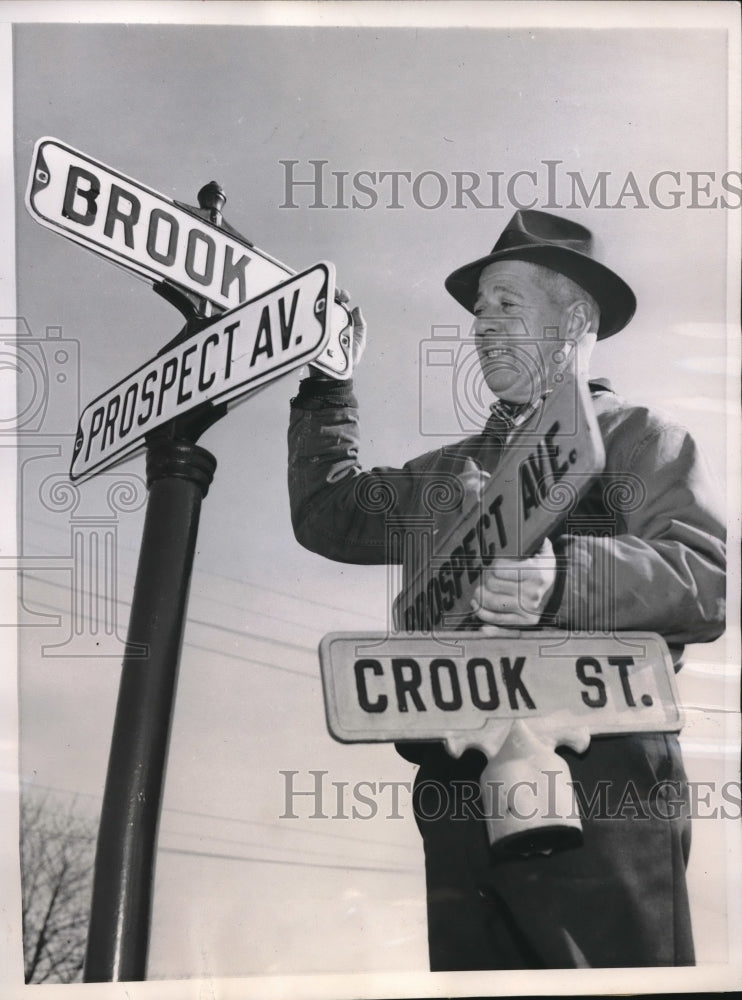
[288,377,726,657]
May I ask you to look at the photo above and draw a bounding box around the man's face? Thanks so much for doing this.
[473,259,573,404]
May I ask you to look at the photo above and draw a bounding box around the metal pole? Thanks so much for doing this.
[83,438,216,982]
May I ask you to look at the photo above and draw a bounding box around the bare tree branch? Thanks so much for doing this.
[20,788,97,984]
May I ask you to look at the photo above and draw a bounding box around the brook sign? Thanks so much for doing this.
[25,137,352,378]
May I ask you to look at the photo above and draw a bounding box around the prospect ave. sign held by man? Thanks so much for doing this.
[395,372,606,632]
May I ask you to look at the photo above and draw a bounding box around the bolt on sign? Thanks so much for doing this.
[25,137,351,378]
[394,375,606,633]
[319,631,682,752]
[70,263,334,481]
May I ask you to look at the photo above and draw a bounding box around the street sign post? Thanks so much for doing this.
[83,433,217,981]
[26,137,352,378]
[70,263,333,480]
[24,140,350,982]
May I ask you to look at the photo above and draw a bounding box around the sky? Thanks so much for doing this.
[1,4,741,999]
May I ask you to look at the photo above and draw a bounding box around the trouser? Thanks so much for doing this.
[410,733,694,970]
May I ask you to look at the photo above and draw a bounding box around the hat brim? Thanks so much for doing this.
[445,244,636,339]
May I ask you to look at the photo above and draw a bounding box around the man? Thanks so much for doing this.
[287,211,726,969]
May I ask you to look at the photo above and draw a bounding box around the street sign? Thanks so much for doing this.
[25,137,352,378]
[70,263,333,480]
[319,630,682,746]
[394,375,606,632]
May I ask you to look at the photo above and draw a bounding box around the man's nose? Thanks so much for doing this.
[474,316,511,336]
[474,320,495,339]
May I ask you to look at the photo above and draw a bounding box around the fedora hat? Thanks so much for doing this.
[444,210,636,339]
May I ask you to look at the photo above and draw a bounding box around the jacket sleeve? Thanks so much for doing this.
[288,377,441,565]
[552,416,726,645]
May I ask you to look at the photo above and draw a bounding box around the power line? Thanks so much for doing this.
[159,845,417,875]
[23,782,421,853]
[159,827,410,867]
[192,564,386,623]
[21,581,318,656]
[163,805,419,853]
[186,617,312,654]
[22,806,419,872]
[19,521,385,623]
[185,641,317,678]
[18,596,320,679]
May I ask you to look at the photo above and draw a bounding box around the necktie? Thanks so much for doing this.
[476,396,545,474]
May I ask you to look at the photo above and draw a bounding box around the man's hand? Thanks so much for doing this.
[458,457,491,504]
[308,287,366,377]
[471,538,557,627]
[345,304,366,369]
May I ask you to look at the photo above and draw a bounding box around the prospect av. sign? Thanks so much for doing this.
[71,263,333,480]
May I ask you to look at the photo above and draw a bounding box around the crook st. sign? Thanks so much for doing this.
[318,630,682,750]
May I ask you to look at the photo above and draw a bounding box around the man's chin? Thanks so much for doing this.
[485,380,532,405]
[496,393,532,406]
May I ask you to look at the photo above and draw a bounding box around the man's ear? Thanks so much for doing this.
[565,300,595,340]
